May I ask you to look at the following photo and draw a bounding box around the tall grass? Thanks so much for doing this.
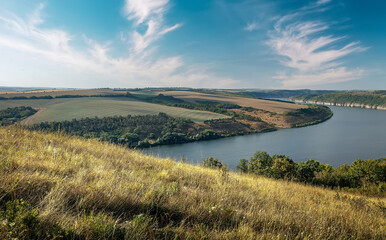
[0,126,384,239]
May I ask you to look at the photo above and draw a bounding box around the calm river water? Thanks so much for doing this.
[143,106,386,169]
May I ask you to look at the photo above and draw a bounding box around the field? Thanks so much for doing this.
[0,126,384,239]
[0,88,127,98]
[0,97,228,123]
[150,90,305,113]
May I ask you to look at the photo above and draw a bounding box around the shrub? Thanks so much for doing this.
[202,157,224,169]
[270,155,296,179]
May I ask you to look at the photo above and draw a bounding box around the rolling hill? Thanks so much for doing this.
[0,97,228,123]
[0,126,384,239]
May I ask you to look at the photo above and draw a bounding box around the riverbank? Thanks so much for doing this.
[145,106,386,169]
[292,99,386,110]
[14,90,333,149]
[290,91,386,110]
[26,104,332,149]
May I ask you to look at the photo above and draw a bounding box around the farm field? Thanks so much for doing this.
[0,97,228,124]
[0,88,127,98]
[150,90,305,113]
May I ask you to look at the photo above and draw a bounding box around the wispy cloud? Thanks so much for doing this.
[316,0,331,5]
[124,0,181,53]
[125,0,168,25]
[275,67,364,88]
[267,0,366,88]
[0,3,236,88]
[244,21,259,32]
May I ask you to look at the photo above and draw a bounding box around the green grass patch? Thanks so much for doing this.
[0,97,228,123]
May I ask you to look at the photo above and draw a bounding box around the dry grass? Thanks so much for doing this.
[0,126,384,239]
[153,90,304,113]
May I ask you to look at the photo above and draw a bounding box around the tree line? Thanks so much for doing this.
[127,92,242,115]
[0,107,37,126]
[293,92,386,107]
[235,151,385,196]
[27,113,226,148]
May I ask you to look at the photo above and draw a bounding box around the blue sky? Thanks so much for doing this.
[0,0,385,89]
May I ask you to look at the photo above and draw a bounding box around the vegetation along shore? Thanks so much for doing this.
[291,91,386,110]
[0,89,333,148]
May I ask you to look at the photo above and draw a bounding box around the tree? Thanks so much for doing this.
[270,155,296,179]
[296,159,322,182]
[248,151,273,176]
[237,158,249,173]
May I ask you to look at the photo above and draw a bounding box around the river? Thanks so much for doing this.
[143,106,386,169]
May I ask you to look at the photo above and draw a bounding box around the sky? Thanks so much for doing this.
[0,0,385,90]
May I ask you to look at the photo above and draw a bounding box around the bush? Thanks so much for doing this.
[238,152,385,196]
[237,158,249,173]
[296,159,323,182]
[202,157,224,169]
[270,155,296,179]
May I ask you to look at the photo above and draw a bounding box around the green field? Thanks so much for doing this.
[0,97,228,123]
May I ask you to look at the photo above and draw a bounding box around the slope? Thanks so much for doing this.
[0,127,384,239]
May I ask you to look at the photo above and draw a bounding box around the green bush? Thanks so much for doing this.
[238,152,385,196]
[202,157,225,169]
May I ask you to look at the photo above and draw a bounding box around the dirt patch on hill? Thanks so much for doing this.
[230,106,332,128]
[20,108,46,125]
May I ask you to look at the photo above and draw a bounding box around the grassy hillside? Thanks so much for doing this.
[0,127,384,239]
[233,89,339,99]
[0,97,228,123]
[138,90,304,113]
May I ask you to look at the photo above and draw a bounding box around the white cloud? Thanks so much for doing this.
[124,0,169,25]
[244,21,259,32]
[316,0,331,6]
[124,0,181,53]
[275,67,364,88]
[267,0,366,88]
[0,4,236,88]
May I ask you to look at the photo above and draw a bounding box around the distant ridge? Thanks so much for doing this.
[0,86,52,92]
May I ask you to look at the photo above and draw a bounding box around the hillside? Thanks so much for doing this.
[0,97,228,123]
[147,90,304,113]
[0,127,384,239]
[231,89,339,99]
[291,91,386,110]
[0,89,333,149]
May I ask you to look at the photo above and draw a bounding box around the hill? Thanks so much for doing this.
[0,97,228,123]
[0,89,333,148]
[0,127,384,239]
[291,91,386,110]
[232,89,339,99]
[141,90,304,113]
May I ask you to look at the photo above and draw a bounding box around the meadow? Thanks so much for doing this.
[0,88,127,98]
[0,126,384,239]
[0,97,228,124]
[150,90,304,113]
